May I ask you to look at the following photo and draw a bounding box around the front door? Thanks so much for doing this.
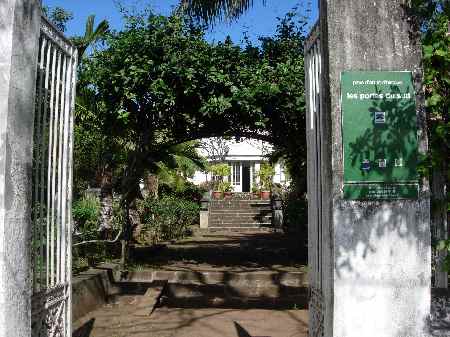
[242,165,251,192]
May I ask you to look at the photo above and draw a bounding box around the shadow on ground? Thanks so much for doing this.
[130,231,307,272]
[73,231,309,337]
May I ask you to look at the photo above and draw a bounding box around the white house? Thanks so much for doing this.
[191,138,289,193]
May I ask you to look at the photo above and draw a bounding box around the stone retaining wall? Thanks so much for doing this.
[72,264,120,322]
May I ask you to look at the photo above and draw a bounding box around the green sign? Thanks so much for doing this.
[341,71,419,200]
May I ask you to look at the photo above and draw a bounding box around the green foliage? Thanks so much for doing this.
[160,182,207,201]
[79,10,307,206]
[139,196,200,243]
[209,163,231,178]
[437,240,450,272]
[72,196,123,274]
[43,6,73,32]
[408,1,449,274]
[258,162,275,190]
[422,11,450,175]
[72,15,110,58]
[180,0,254,24]
[72,194,101,242]
[218,181,233,192]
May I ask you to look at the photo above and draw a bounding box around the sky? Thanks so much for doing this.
[42,0,318,45]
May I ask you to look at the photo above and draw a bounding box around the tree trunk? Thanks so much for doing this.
[98,166,114,238]
[433,164,448,288]
[144,173,159,199]
[130,206,143,242]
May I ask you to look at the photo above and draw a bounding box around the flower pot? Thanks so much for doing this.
[252,191,261,199]
[260,191,271,200]
[223,191,233,199]
[212,191,223,200]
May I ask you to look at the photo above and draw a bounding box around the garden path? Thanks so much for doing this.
[73,230,309,337]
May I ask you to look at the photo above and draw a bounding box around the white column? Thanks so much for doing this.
[0,1,41,337]
[254,162,261,188]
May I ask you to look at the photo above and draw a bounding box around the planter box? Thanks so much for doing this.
[260,191,271,200]
[212,191,223,200]
[223,192,233,199]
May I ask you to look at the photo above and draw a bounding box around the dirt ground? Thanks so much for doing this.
[74,230,309,337]
[130,230,307,273]
[74,295,308,337]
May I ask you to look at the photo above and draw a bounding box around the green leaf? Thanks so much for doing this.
[423,45,434,58]
[437,240,447,251]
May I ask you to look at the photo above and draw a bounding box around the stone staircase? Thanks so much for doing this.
[119,269,309,309]
[208,199,272,229]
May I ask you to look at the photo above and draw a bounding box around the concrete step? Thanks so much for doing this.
[163,283,308,309]
[119,270,308,309]
[209,213,272,217]
[209,204,272,208]
[210,201,271,205]
[209,215,272,220]
[133,285,165,316]
[209,224,273,228]
[195,227,280,234]
[209,211,272,215]
[122,270,308,287]
[210,215,271,220]
[209,217,272,223]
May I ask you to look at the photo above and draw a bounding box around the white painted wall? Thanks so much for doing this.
[191,138,289,190]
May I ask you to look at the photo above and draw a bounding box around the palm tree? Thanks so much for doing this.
[72,15,109,58]
[180,0,264,24]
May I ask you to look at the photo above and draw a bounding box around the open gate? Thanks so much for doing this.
[31,15,78,337]
[305,22,324,337]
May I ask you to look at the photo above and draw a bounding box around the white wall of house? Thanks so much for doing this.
[191,138,289,192]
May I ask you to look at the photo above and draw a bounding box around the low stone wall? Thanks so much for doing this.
[72,264,121,322]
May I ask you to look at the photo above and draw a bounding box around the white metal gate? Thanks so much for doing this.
[31,15,78,337]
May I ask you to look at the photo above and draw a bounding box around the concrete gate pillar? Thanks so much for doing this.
[0,1,41,337]
[307,1,431,336]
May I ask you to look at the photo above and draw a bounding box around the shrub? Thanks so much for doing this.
[72,194,101,242]
[259,162,275,191]
[159,181,207,201]
[218,181,233,192]
[72,194,122,274]
[209,163,231,178]
[139,196,200,243]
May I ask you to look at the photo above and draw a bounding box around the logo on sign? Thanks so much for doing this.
[374,111,386,124]
[361,159,371,172]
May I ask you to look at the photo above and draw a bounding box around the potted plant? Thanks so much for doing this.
[219,181,234,199]
[251,185,261,199]
[209,163,231,199]
[258,163,275,200]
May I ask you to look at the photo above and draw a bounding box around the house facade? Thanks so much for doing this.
[191,138,289,193]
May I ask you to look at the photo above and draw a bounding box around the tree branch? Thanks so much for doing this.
[73,228,122,247]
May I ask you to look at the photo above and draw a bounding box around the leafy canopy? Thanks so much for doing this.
[80,10,307,202]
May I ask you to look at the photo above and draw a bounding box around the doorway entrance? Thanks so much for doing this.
[242,165,251,192]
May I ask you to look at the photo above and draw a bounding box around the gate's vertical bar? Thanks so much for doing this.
[33,36,46,293]
[61,53,73,287]
[59,54,67,285]
[51,51,62,287]
[67,46,78,337]
[37,38,48,293]
[57,55,67,284]
[40,39,52,289]
[47,45,57,287]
